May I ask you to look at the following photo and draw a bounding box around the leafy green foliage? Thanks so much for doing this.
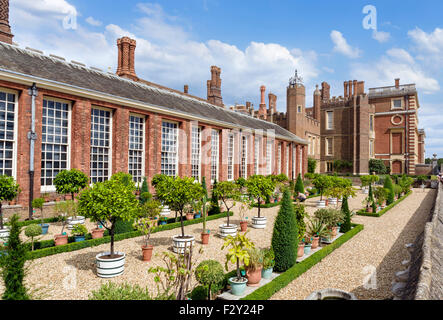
[314,208,344,229]
[340,197,352,233]
[53,169,88,198]
[295,174,305,194]
[25,224,42,251]
[308,158,317,174]
[213,180,241,226]
[312,175,332,200]
[0,175,20,229]
[262,248,275,270]
[133,199,162,247]
[333,160,353,173]
[89,282,153,300]
[208,179,221,216]
[71,224,88,237]
[293,203,307,241]
[383,175,395,205]
[369,159,387,175]
[222,232,255,281]
[139,177,150,205]
[195,260,225,300]
[246,175,275,218]
[0,214,29,300]
[271,189,298,272]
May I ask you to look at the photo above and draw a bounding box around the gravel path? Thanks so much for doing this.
[271,188,436,300]
[0,189,433,300]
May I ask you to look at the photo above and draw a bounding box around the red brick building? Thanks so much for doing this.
[0,1,308,211]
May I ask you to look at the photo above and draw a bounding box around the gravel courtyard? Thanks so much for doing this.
[0,188,435,300]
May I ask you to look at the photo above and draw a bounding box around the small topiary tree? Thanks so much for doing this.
[369,159,387,175]
[0,214,29,300]
[194,260,225,300]
[294,202,307,241]
[295,174,305,194]
[383,175,395,205]
[32,197,45,223]
[213,181,241,226]
[139,177,150,205]
[246,175,275,218]
[0,175,20,230]
[53,169,89,201]
[340,196,352,233]
[208,179,221,216]
[77,173,139,257]
[271,189,298,272]
[312,175,332,201]
[24,224,42,251]
[308,158,317,174]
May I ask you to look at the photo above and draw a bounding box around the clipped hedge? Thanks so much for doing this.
[26,211,233,260]
[356,191,412,218]
[239,223,364,300]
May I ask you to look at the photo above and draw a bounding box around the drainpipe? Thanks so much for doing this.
[404,95,409,174]
[28,83,38,220]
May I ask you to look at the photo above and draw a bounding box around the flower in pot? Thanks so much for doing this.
[246,175,275,230]
[32,197,48,235]
[212,181,241,237]
[222,232,255,296]
[77,172,139,278]
[24,224,42,251]
[245,247,264,287]
[374,186,389,210]
[133,199,161,262]
[153,175,204,253]
[261,248,275,279]
[0,175,20,239]
[71,224,88,242]
[194,260,225,300]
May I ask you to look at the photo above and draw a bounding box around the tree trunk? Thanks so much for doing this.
[110,222,115,256]
[236,258,241,281]
[0,203,3,229]
[208,283,212,301]
[226,208,230,226]
[180,210,185,238]
[258,199,261,218]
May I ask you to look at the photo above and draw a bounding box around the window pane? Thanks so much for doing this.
[90,108,111,183]
[128,115,144,184]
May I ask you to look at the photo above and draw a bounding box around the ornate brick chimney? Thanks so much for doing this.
[207,66,223,107]
[258,86,267,120]
[0,0,13,44]
[116,37,138,81]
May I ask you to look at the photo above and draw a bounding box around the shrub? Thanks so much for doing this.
[195,260,225,300]
[383,175,395,205]
[340,197,352,233]
[0,175,20,229]
[190,286,208,300]
[53,169,89,199]
[71,224,88,237]
[0,214,29,300]
[246,175,275,218]
[262,248,275,270]
[312,175,332,200]
[89,282,152,300]
[369,159,387,175]
[222,232,255,281]
[24,224,42,251]
[271,189,298,272]
[294,203,307,241]
[295,174,305,194]
[139,177,150,204]
[314,208,344,229]
[213,180,241,226]
[308,158,317,174]
[208,179,221,216]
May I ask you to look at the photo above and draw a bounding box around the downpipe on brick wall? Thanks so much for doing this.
[27,83,38,220]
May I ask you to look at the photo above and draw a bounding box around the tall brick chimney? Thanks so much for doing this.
[395,78,400,88]
[321,82,330,101]
[268,93,277,114]
[258,86,267,120]
[207,66,223,107]
[313,85,321,120]
[0,0,13,44]
[116,37,138,81]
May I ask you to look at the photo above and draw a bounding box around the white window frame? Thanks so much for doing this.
[292,145,296,179]
[161,120,179,177]
[227,133,234,181]
[254,136,260,175]
[266,139,273,175]
[369,139,374,158]
[286,145,289,177]
[241,135,248,179]
[326,137,333,156]
[128,114,145,186]
[326,111,334,130]
[391,98,403,109]
[90,106,113,184]
[191,125,202,182]
[277,143,282,174]
[211,129,219,183]
[0,87,18,181]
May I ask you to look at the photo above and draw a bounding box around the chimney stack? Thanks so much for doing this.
[395,78,400,88]
[207,66,224,107]
[321,82,331,101]
[313,85,321,120]
[344,81,349,98]
[116,37,138,81]
[184,85,189,94]
[259,86,267,120]
[0,0,13,44]
[268,93,277,114]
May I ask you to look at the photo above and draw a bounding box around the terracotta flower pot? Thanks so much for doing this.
[246,267,263,287]
[240,221,248,232]
[201,232,210,245]
[331,227,338,238]
[9,200,17,206]
[311,237,320,249]
[186,213,194,221]
[64,195,72,200]
[367,207,373,213]
[91,228,105,239]
[297,243,305,258]
[325,199,329,206]
[54,234,68,246]
[141,245,154,262]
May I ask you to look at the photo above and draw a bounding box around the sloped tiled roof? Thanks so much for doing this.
[0,42,306,144]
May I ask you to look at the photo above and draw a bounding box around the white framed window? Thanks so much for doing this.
[266,140,273,175]
[161,121,178,177]
[191,126,201,181]
[326,111,334,130]
[392,99,402,109]
[286,145,289,176]
[277,143,282,174]
[254,137,260,175]
[326,137,333,156]
[292,145,296,179]
[41,98,71,190]
[299,146,303,174]
[128,114,145,185]
[0,88,17,179]
[369,140,374,157]
[227,133,234,181]
[211,129,219,182]
[90,107,112,184]
[241,135,248,179]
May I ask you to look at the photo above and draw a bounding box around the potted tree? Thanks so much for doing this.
[32,198,48,235]
[297,241,305,258]
[213,181,241,238]
[246,175,275,229]
[303,235,312,255]
[245,247,264,287]
[54,212,68,246]
[71,224,88,242]
[24,224,42,251]
[91,224,105,239]
[238,201,250,233]
[261,248,275,280]
[194,260,225,300]
[77,173,139,278]
[133,199,162,262]
[307,217,328,250]
[154,175,204,253]
[312,175,332,208]
[54,169,89,229]
[0,175,20,241]
[222,232,255,296]
[374,187,389,210]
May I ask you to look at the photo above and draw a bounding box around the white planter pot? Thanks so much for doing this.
[0,227,10,241]
[317,200,326,208]
[96,252,126,278]
[160,205,171,216]
[328,198,338,205]
[363,188,369,194]
[219,224,238,238]
[67,216,86,230]
[252,217,267,229]
[172,235,195,254]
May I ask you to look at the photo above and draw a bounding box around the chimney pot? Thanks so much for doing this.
[116,37,138,81]
[395,78,400,88]
[184,85,189,94]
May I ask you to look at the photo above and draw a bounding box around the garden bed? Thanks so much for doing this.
[356,191,412,218]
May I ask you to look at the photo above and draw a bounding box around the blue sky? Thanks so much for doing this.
[8,0,443,158]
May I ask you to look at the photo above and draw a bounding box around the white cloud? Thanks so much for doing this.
[330,30,362,58]
[372,30,390,43]
[408,27,443,53]
[85,16,102,27]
